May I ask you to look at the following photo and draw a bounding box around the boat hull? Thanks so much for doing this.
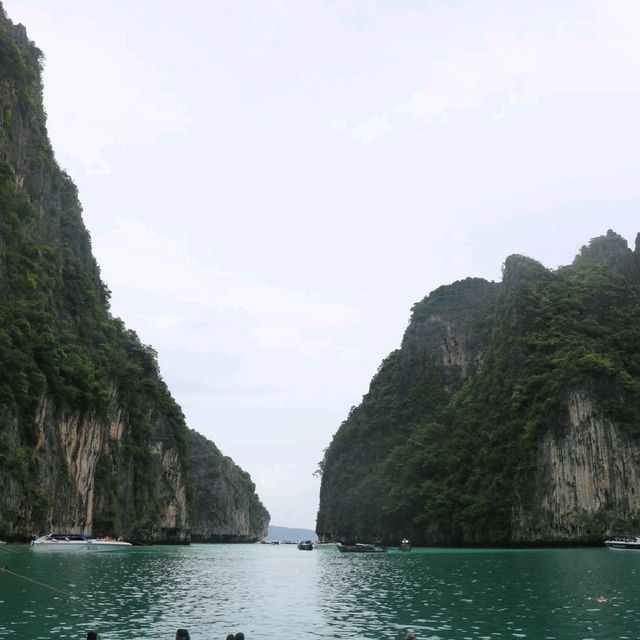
[605,542,640,550]
[31,541,133,551]
[31,533,132,551]
[604,536,640,550]
[297,541,314,550]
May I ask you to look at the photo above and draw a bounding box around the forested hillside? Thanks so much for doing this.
[0,5,268,542]
[317,231,640,546]
[188,429,270,542]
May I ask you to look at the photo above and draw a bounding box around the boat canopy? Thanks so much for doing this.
[45,532,92,541]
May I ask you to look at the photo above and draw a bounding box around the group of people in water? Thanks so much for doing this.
[85,630,246,639]
[85,630,415,639]
[176,632,245,640]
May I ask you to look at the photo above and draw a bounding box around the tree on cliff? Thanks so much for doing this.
[317,231,640,546]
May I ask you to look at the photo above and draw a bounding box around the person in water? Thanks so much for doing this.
[86,632,101,640]
[175,629,190,640]
[234,633,245,640]
[406,630,417,640]
[226,635,235,640]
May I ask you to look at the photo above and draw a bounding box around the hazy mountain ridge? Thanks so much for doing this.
[0,5,268,542]
[265,525,317,542]
[317,231,640,546]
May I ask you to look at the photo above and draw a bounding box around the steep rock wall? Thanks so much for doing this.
[317,278,499,543]
[318,234,640,546]
[187,430,269,542]
[400,278,497,380]
[0,6,269,543]
[0,385,190,542]
[402,313,486,389]
[513,389,640,542]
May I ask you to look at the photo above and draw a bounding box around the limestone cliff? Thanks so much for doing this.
[513,388,640,542]
[187,430,269,542]
[318,232,640,546]
[0,5,268,542]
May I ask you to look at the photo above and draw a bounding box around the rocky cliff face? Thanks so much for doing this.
[399,278,497,391]
[187,430,269,542]
[11,390,191,542]
[0,6,268,542]
[513,388,640,542]
[317,278,501,543]
[318,233,640,546]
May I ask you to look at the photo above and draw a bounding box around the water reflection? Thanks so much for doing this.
[0,545,639,638]
[316,547,640,640]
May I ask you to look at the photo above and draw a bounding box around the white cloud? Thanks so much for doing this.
[5,5,189,174]
[394,9,640,124]
[252,463,310,499]
[336,346,362,362]
[253,466,291,494]
[330,119,347,131]
[94,219,362,358]
[350,114,392,143]
[151,315,184,331]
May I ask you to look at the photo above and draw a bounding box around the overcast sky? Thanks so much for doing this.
[4,0,640,529]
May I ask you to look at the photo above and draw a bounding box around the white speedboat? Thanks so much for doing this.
[31,532,133,551]
[604,535,640,550]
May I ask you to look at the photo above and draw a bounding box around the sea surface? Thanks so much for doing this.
[0,543,638,639]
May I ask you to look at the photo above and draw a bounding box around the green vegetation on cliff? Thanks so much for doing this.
[0,5,268,541]
[187,429,270,542]
[317,231,640,546]
[0,35,186,534]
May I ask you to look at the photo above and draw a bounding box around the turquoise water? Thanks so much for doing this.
[0,544,639,639]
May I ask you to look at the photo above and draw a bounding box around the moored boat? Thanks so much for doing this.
[336,542,387,553]
[604,535,640,550]
[31,532,133,551]
[297,540,314,550]
[400,538,411,552]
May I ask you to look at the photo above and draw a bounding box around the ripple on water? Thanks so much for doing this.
[0,545,639,637]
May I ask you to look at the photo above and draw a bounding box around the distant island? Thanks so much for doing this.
[265,525,317,542]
